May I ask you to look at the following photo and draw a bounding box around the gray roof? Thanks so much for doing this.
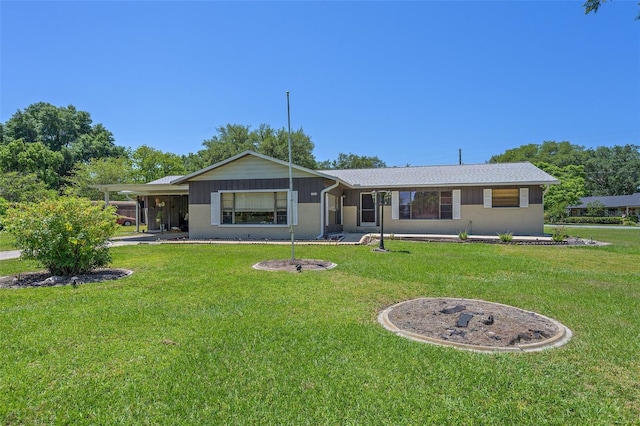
[319,162,559,188]
[569,193,640,209]
[148,175,184,185]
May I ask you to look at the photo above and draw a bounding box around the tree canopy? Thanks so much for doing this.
[318,152,387,169]
[186,124,318,171]
[1,103,126,192]
[583,0,640,20]
[584,144,640,196]
[489,141,589,168]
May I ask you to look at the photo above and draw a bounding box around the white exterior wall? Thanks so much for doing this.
[188,203,321,240]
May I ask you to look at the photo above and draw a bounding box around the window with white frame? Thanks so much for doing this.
[398,191,453,219]
[483,188,529,208]
[491,188,519,207]
[216,191,291,225]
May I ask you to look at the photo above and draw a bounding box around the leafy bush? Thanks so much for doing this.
[458,230,469,240]
[561,216,623,225]
[551,226,567,242]
[498,232,513,243]
[5,196,119,276]
[0,197,7,231]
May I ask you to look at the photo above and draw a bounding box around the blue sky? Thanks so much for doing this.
[1,1,639,167]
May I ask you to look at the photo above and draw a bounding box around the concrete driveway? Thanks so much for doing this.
[0,250,21,260]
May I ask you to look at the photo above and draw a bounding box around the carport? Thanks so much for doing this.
[93,176,188,233]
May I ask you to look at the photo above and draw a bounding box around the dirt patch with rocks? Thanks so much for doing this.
[253,259,336,272]
[379,297,572,353]
[0,268,133,289]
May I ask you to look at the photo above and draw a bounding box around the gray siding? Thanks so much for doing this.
[462,186,543,205]
[343,185,543,206]
[189,177,330,204]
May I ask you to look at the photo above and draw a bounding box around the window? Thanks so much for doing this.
[361,193,376,224]
[492,189,519,208]
[220,191,289,225]
[398,191,452,220]
[483,188,529,208]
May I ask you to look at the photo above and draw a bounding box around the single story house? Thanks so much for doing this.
[568,193,640,218]
[97,150,559,238]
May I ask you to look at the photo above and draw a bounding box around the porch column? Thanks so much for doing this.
[135,196,140,233]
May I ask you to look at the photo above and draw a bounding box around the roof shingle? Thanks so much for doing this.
[320,162,559,188]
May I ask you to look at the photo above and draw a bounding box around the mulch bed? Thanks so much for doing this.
[252,259,336,272]
[0,268,133,289]
[380,297,571,352]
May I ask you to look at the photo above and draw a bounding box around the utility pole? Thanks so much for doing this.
[286,91,295,262]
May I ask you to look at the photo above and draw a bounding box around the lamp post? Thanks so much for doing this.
[372,190,388,251]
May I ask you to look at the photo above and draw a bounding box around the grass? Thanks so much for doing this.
[113,223,148,236]
[0,231,16,251]
[0,228,639,423]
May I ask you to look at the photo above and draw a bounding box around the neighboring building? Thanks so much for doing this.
[98,151,559,238]
[568,193,640,218]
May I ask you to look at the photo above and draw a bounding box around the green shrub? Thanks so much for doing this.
[0,197,8,231]
[562,216,623,225]
[551,226,566,242]
[458,230,469,240]
[498,232,513,243]
[5,196,119,276]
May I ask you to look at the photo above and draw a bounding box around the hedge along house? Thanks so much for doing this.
[170,151,559,239]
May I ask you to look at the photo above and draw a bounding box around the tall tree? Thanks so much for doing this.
[2,103,125,189]
[193,124,317,169]
[67,157,135,200]
[318,152,386,169]
[536,163,586,222]
[584,144,640,196]
[194,124,257,169]
[0,171,57,203]
[131,145,186,183]
[258,126,317,169]
[489,141,588,168]
[0,139,64,189]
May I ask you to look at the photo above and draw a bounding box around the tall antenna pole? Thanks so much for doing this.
[287,91,295,262]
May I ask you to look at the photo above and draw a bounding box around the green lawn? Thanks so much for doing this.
[113,223,148,236]
[0,231,16,251]
[1,229,639,424]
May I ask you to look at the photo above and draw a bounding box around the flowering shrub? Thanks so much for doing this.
[5,196,119,276]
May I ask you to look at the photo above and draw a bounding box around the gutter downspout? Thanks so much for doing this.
[317,180,340,239]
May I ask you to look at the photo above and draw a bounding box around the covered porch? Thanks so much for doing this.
[93,177,189,233]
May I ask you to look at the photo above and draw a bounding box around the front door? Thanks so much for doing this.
[360,193,377,226]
